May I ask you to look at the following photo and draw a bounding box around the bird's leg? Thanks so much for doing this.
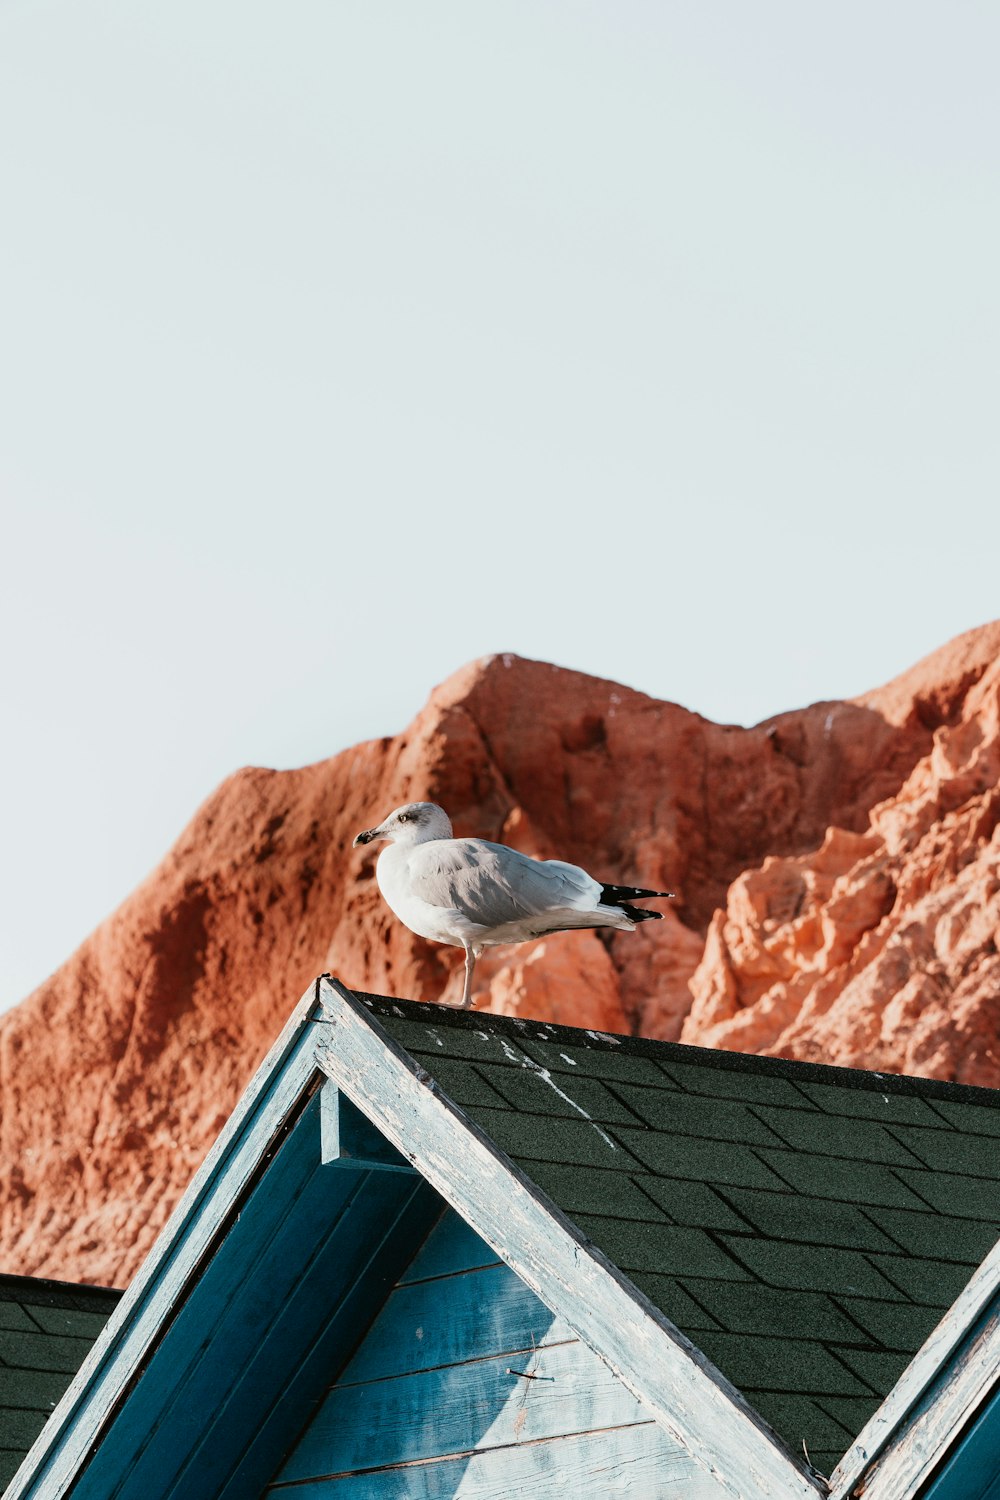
[460,945,477,1009]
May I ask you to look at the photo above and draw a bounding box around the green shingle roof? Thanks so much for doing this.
[361,994,1000,1478]
[0,1274,121,1491]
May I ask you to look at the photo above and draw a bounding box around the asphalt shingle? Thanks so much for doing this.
[680,1280,863,1343]
[0,1304,37,1335]
[753,1107,927,1167]
[718,1239,907,1299]
[636,1176,750,1232]
[573,1217,749,1279]
[621,1087,789,1146]
[0,1369,73,1413]
[627,1274,723,1330]
[0,1274,121,1489]
[834,1296,941,1352]
[831,1347,913,1393]
[523,1162,670,1221]
[929,1099,1000,1136]
[751,1393,857,1455]
[714,1187,902,1253]
[16,1306,110,1341]
[362,993,1000,1480]
[694,1330,870,1396]
[863,1206,1000,1264]
[615,1129,790,1189]
[412,1055,511,1109]
[758,1150,933,1210]
[865,1254,975,1309]
[466,1105,626,1168]
[482,1065,641,1125]
[520,1037,671,1086]
[0,1331,92,1376]
[885,1126,1000,1177]
[795,1082,951,1129]
[660,1061,814,1110]
[817,1394,888,1433]
[0,1410,42,1451]
[894,1167,1000,1220]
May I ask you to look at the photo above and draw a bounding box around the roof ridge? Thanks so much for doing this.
[351,990,1000,1109]
[0,1271,122,1304]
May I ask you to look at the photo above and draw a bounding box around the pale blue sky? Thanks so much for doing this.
[1,1,998,1009]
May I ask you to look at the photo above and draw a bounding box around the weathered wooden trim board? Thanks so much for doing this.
[921,1385,1000,1500]
[315,978,825,1500]
[829,1237,1000,1499]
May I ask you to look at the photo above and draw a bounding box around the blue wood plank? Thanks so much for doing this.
[277,1338,651,1481]
[152,1168,413,1496]
[921,1388,1000,1500]
[214,1179,440,1500]
[199,1177,441,1500]
[267,1421,721,1498]
[399,1209,502,1285]
[10,999,325,1500]
[70,1090,333,1500]
[61,1096,439,1500]
[339,1262,562,1386]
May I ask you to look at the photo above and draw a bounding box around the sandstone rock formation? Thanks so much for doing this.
[684,624,1000,1083]
[1,625,998,1285]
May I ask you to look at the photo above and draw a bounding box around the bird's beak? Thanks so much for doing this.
[353,828,375,847]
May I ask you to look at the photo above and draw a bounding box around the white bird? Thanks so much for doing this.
[353,802,673,1008]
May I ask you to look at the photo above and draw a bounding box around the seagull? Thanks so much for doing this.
[353,801,674,1008]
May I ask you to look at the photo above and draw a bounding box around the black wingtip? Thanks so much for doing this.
[600,883,676,907]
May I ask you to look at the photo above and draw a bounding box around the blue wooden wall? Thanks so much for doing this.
[17,1073,723,1499]
[57,1091,440,1500]
[919,1390,1000,1500]
[264,1208,719,1498]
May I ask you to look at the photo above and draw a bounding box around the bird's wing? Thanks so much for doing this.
[407,840,600,927]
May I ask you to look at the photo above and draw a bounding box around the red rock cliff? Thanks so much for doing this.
[2,625,999,1285]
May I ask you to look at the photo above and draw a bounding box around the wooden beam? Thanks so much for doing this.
[320,1081,415,1171]
[917,1384,1000,1500]
[315,978,826,1500]
[828,1238,1000,1500]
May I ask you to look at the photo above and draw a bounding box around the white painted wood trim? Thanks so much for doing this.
[839,1306,1000,1500]
[828,1238,1000,1498]
[315,978,825,1500]
[9,984,327,1500]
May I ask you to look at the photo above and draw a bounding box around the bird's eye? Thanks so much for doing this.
[398,813,410,822]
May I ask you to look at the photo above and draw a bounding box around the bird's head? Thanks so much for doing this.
[353,802,453,849]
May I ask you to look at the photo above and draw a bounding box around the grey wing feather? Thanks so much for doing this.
[408,840,599,927]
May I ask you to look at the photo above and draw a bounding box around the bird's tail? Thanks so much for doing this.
[599,883,675,924]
